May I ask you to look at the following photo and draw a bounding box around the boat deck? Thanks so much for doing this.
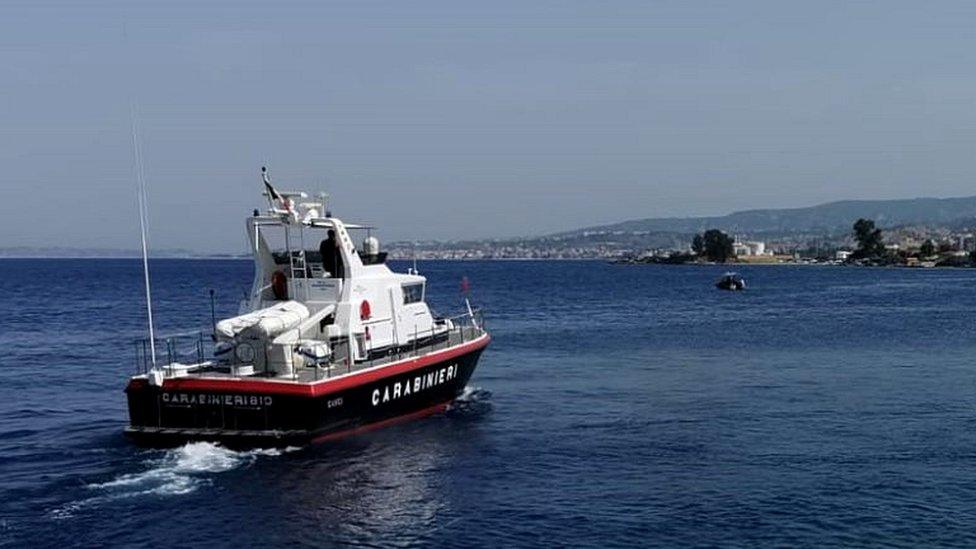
[134,317,486,386]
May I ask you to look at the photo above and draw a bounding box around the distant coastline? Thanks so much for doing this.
[0,248,248,260]
[384,195,976,261]
[0,255,249,260]
[12,194,976,263]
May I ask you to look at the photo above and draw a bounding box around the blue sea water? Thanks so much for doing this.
[3,259,976,547]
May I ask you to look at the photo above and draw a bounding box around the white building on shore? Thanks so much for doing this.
[734,240,770,257]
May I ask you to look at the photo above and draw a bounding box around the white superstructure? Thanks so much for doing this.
[211,169,447,378]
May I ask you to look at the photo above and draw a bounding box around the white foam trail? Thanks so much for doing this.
[52,442,298,519]
[456,385,488,403]
[456,385,478,402]
[449,386,493,415]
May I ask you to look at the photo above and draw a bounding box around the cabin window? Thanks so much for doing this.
[402,283,424,305]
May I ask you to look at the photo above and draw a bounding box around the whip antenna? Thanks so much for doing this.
[132,106,157,368]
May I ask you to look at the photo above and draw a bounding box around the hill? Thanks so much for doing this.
[388,195,976,259]
[564,196,976,237]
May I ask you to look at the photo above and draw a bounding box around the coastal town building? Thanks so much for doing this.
[733,240,771,258]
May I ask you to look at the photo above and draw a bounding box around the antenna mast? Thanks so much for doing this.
[132,108,157,367]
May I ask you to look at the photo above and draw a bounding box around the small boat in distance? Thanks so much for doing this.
[124,168,490,448]
[716,272,746,291]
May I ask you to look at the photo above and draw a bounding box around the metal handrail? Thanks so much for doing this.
[133,330,211,374]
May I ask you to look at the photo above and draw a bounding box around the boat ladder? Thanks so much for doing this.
[289,250,307,279]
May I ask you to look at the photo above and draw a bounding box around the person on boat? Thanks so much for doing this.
[319,230,344,278]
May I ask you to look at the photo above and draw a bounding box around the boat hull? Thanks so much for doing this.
[125,336,489,448]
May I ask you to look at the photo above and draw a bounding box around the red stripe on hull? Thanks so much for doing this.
[310,401,451,444]
[127,334,490,398]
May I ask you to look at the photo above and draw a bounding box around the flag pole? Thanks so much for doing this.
[460,276,478,329]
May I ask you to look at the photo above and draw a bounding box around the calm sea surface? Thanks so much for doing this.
[3,259,976,547]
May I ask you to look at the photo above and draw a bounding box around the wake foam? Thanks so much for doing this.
[51,442,297,519]
[456,385,491,403]
[449,386,493,416]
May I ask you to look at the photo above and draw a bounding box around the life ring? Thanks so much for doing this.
[360,300,371,320]
[271,270,288,300]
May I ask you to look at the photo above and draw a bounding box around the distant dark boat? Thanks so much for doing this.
[716,272,745,291]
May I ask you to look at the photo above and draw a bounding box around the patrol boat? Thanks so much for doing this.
[124,168,490,447]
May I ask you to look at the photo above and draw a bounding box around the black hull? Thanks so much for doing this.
[125,336,489,448]
[715,283,744,291]
[716,279,745,291]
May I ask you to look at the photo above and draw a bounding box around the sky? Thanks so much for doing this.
[4,1,976,253]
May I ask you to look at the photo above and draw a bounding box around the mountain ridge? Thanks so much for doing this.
[384,194,976,258]
[558,195,976,237]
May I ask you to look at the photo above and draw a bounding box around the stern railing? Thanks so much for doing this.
[133,331,209,375]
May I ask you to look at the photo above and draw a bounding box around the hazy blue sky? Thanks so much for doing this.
[4,1,976,252]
